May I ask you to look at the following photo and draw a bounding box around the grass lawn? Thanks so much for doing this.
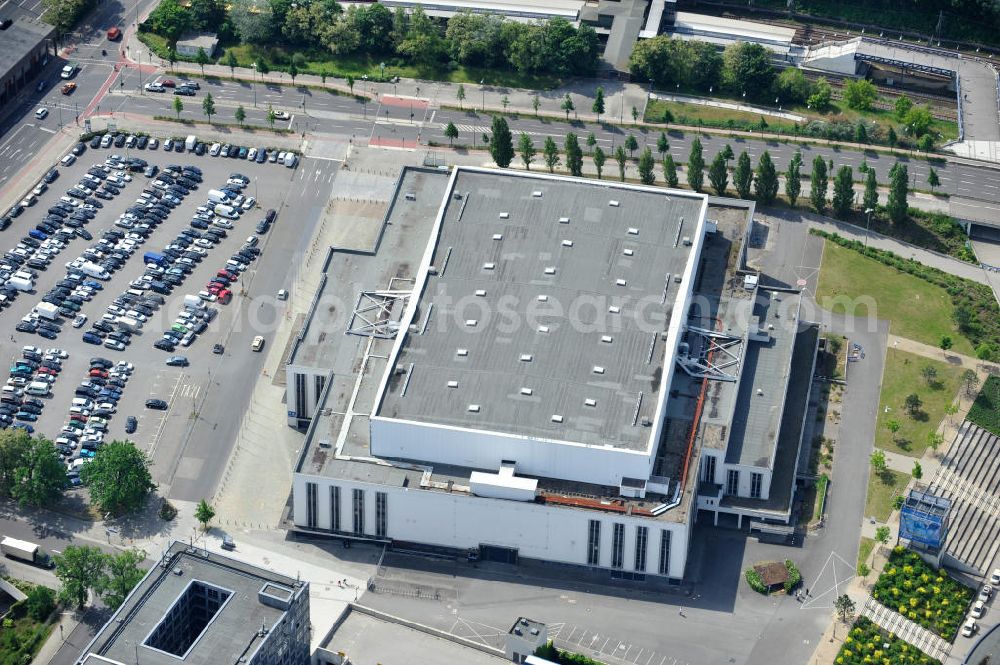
[967,375,1000,436]
[875,349,964,456]
[866,468,909,522]
[816,241,975,355]
[858,536,875,569]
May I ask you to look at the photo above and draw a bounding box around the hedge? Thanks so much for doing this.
[967,375,1000,436]
[745,568,767,594]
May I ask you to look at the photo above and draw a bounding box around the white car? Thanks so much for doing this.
[61,154,76,166]
[963,618,979,637]
[241,196,256,211]
[32,183,48,196]
[274,110,290,120]
[980,585,993,603]
[247,148,257,160]
[972,600,986,619]
[213,219,233,229]
[72,314,87,328]
[991,569,1000,586]
[35,107,48,119]
[209,143,221,156]
[144,83,165,93]
[198,290,217,302]
[45,348,68,358]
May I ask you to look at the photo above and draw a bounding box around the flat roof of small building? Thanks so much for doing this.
[0,15,54,79]
[374,168,707,452]
[348,0,583,20]
[76,542,305,665]
[670,12,794,54]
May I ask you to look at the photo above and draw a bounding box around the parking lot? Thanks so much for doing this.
[0,135,338,500]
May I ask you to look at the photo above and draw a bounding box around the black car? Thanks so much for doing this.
[73,142,86,156]
[174,141,184,153]
[144,164,159,178]
[194,143,206,155]
[256,219,270,234]
[90,357,113,368]
[125,416,137,433]
[174,87,195,96]
[145,398,168,410]
[76,228,93,240]
[114,134,127,147]
[43,169,59,183]
[137,135,149,149]
[15,321,36,333]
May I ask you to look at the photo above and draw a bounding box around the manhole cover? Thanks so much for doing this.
[796,279,807,286]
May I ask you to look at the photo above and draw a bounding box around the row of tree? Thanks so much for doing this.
[146,0,600,78]
[54,546,147,609]
[479,117,913,220]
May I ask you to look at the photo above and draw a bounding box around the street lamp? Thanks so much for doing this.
[480,79,485,112]
[864,207,874,248]
[252,62,257,107]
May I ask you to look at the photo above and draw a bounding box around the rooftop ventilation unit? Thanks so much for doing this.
[562,239,573,247]
[682,236,692,246]
[499,212,510,219]
[520,354,533,362]
[544,267,556,275]
[616,279,627,286]
[468,404,481,412]
[623,248,634,256]
[608,305,621,314]
[584,398,597,407]
[627,227,639,235]
[465,319,478,327]
[475,289,486,297]
[538,325,550,333]
[483,262,495,270]
[456,348,468,356]
[532,191,543,197]
[601,335,613,343]
[318,439,332,448]
[537,294,548,302]
[609,200,620,207]
[551,414,564,423]
[492,233,503,241]
[520,387,533,396]
[593,366,605,374]
[558,217,570,224]
[447,380,459,388]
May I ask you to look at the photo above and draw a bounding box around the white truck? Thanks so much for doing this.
[117,316,141,332]
[7,275,32,291]
[1,536,53,568]
[35,302,60,320]
[80,261,110,280]
[185,135,197,151]
[207,189,230,204]
[183,294,205,310]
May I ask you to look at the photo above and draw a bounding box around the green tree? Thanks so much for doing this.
[444,121,459,146]
[927,431,944,453]
[754,151,778,205]
[146,0,192,41]
[940,335,953,353]
[586,132,597,155]
[733,151,752,199]
[257,58,270,76]
[855,121,869,145]
[593,146,606,179]
[842,79,878,111]
[561,93,575,120]
[720,143,734,162]
[919,134,935,152]
[219,51,235,80]
[488,116,514,168]
[518,133,536,170]
[234,105,246,127]
[810,155,828,214]
[656,132,669,159]
[874,526,891,545]
[870,448,887,474]
[201,92,216,124]
[266,104,276,129]
[615,145,627,181]
[456,84,466,109]
[773,67,813,104]
[637,147,655,185]
[687,138,704,192]
[11,437,67,508]
[857,562,870,583]
[592,86,605,123]
[863,168,878,211]
[904,393,922,414]
[195,47,210,76]
[663,154,678,188]
[167,47,178,72]
[0,429,31,497]
[721,41,774,99]
[894,95,913,121]
[903,105,933,137]
[80,440,156,515]
[97,549,146,610]
[631,106,638,124]
[962,368,979,397]
[912,461,923,480]
[806,77,832,111]
[832,165,854,219]
[623,134,638,158]
[887,126,898,147]
[288,60,299,85]
[195,500,216,531]
[54,545,106,608]
[708,152,728,196]
[927,167,940,191]
[230,0,276,44]
[24,585,56,622]
[885,419,901,443]
[920,365,938,385]
[532,93,540,117]
[785,151,802,207]
[834,594,856,624]
[345,74,354,92]
[565,133,584,177]
[543,137,559,173]
[886,163,908,224]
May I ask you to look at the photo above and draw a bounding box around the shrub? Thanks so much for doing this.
[24,585,56,622]
[835,616,941,665]
[967,375,1000,436]
[784,559,802,592]
[745,568,767,594]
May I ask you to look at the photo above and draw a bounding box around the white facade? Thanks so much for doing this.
[369,417,655,487]
[286,364,330,427]
[293,472,688,579]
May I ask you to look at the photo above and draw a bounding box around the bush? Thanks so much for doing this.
[836,616,940,665]
[23,585,56,622]
[967,375,1000,436]
[159,499,177,521]
[784,559,802,592]
[745,568,767,594]
[871,546,973,641]
[811,230,1000,360]
[534,640,606,665]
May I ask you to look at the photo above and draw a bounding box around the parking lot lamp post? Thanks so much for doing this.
[252,63,257,107]
[864,208,874,248]
[480,79,485,111]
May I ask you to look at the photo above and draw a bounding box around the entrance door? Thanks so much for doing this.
[479,544,519,564]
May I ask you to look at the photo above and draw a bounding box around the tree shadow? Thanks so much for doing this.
[910,409,929,422]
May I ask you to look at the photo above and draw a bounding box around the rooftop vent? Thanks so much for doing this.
[544,267,556,275]
[318,439,332,448]
[537,294,548,302]
[756,388,764,396]
[609,200,620,207]
[475,289,486,297]
[601,335,613,343]
[561,239,573,247]
[623,248,634,256]
[404,192,416,201]
[483,262,495,270]
[551,414,564,423]
[532,191,543,197]
[627,227,639,235]
[538,325,550,333]
[465,319,478,327]
[499,212,510,219]
[520,354,533,362]
[447,380,459,388]
[682,236,692,246]
[456,348,468,357]
[492,233,503,241]
[616,278,627,286]
[593,366,605,374]
[584,398,597,407]
[520,387,533,396]
[558,216,570,224]
[608,305,621,314]
[468,404,481,412]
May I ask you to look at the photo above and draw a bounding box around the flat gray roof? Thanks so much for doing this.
[0,15,54,78]
[77,542,305,665]
[376,169,706,452]
[725,290,802,468]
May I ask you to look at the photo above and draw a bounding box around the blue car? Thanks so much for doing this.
[82,332,103,345]
[83,280,103,290]
[15,412,38,421]
[98,391,121,402]
[12,423,34,433]
[38,328,58,340]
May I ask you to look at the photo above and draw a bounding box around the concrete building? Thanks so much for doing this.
[175,33,218,58]
[0,15,56,107]
[74,542,310,665]
[288,167,817,581]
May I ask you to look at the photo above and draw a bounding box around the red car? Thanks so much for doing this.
[37,366,58,375]
[217,289,232,304]
[160,79,176,88]
[207,283,222,293]
[107,26,121,40]
[217,269,236,280]
[89,368,108,378]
